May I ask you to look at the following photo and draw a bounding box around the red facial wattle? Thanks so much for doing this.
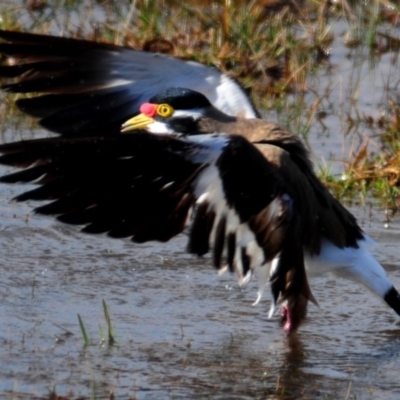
[140,103,157,117]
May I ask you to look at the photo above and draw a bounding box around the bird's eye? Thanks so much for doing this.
[157,104,174,117]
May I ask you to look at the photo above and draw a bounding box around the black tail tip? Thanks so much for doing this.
[384,286,400,316]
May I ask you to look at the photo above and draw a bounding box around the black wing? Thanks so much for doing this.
[0,133,204,242]
[0,30,258,137]
[0,132,310,315]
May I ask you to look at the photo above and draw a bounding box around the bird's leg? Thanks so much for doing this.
[281,304,292,334]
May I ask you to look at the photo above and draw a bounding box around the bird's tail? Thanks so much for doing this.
[308,239,400,316]
[383,286,400,316]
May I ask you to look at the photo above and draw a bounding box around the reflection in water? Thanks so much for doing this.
[280,334,306,394]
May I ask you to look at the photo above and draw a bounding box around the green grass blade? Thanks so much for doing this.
[102,299,115,345]
[77,313,90,346]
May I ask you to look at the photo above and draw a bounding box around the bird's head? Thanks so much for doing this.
[121,87,235,135]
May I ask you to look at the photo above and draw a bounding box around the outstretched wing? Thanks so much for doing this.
[0,132,309,314]
[0,30,258,137]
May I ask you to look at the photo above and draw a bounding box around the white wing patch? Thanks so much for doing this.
[188,135,286,308]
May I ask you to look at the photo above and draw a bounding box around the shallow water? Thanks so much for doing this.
[1,175,400,400]
[1,14,400,400]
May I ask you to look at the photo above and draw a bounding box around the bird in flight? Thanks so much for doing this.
[0,30,399,334]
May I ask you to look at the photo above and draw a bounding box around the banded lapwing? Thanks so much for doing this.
[0,30,399,333]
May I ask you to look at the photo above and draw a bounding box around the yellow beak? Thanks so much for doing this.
[121,113,154,133]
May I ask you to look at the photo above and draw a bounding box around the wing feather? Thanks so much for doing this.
[0,132,307,309]
[0,30,258,137]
